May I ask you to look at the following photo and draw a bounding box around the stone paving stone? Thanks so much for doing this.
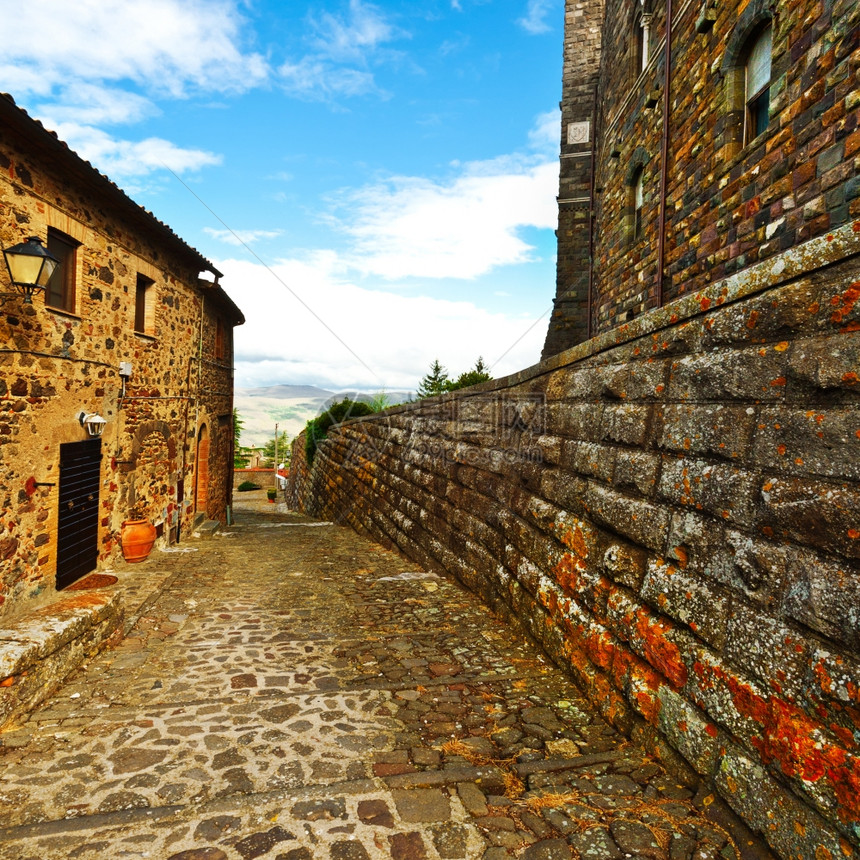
[0,493,773,859]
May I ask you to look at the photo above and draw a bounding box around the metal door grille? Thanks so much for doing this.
[57,439,101,589]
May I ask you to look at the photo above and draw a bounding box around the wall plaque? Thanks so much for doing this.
[567,121,591,145]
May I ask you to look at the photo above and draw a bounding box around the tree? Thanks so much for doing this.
[262,431,290,468]
[305,398,374,464]
[417,359,451,398]
[233,408,249,467]
[450,356,492,391]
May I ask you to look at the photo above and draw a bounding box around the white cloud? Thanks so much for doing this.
[518,0,557,34]
[219,256,545,391]
[204,228,283,247]
[0,0,268,100]
[279,59,382,100]
[278,0,407,102]
[310,0,404,62]
[45,122,221,179]
[330,154,558,280]
[528,109,561,154]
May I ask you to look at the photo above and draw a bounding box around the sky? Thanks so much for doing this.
[2,0,563,393]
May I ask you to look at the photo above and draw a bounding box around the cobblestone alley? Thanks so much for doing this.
[0,493,772,860]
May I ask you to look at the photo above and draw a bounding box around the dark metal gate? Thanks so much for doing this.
[57,439,102,589]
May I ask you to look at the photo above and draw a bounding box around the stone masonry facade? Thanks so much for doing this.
[0,94,243,622]
[544,0,860,354]
[290,220,860,859]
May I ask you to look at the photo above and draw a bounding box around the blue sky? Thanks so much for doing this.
[2,0,563,392]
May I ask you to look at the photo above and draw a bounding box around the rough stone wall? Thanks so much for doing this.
[290,222,860,859]
[0,116,237,620]
[543,0,604,358]
[545,0,860,351]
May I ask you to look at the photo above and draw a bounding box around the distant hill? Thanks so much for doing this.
[234,385,335,447]
[234,385,413,447]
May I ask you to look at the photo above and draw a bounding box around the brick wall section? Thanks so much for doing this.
[543,0,604,358]
[290,221,860,859]
[545,0,860,351]
[0,99,240,620]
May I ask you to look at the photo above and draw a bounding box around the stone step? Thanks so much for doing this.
[191,519,220,539]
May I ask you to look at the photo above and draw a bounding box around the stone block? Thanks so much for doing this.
[788,331,860,391]
[572,441,617,483]
[585,484,671,552]
[701,279,822,347]
[657,686,722,777]
[546,402,604,441]
[716,742,851,860]
[752,406,860,480]
[667,345,789,402]
[782,549,860,649]
[641,558,729,649]
[600,404,653,447]
[612,449,661,497]
[759,476,860,558]
[724,603,811,699]
[601,359,669,401]
[658,456,759,525]
[659,404,756,460]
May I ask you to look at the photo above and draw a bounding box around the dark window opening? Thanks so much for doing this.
[745,24,772,143]
[46,229,78,312]
[135,273,154,333]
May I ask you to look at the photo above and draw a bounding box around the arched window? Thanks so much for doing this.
[720,4,775,157]
[633,8,652,77]
[745,24,772,142]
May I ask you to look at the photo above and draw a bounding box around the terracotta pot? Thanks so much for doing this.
[121,518,157,562]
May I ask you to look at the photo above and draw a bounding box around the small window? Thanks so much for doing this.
[215,317,225,360]
[45,228,78,312]
[634,12,652,75]
[745,24,772,142]
[134,274,154,334]
[633,168,645,239]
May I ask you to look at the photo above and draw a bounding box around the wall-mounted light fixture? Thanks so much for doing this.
[78,412,107,437]
[2,236,60,304]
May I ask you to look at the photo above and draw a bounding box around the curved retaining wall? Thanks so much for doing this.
[289,222,860,859]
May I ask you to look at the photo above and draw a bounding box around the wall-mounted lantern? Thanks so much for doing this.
[78,412,107,437]
[2,236,60,304]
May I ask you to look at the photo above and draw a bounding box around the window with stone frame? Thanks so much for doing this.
[632,2,652,77]
[45,228,79,313]
[134,273,155,334]
[720,7,775,159]
[744,23,772,143]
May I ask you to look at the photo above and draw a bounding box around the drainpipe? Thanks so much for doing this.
[587,88,599,341]
[655,0,674,307]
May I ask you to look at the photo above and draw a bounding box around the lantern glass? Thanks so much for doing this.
[3,236,60,298]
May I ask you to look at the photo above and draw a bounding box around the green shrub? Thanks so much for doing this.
[237,480,261,492]
[305,398,374,465]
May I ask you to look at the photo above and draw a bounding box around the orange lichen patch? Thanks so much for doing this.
[777,444,787,456]
[674,546,689,569]
[705,724,719,738]
[830,282,860,325]
[633,608,688,689]
[746,310,759,329]
[0,676,15,688]
[774,341,790,352]
[841,372,858,385]
[700,297,711,311]
[552,554,586,598]
[770,376,787,387]
[848,529,860,540]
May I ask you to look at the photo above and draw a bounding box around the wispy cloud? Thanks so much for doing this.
[46,122,221,180]
[277,0,408,102]
[0,0,268,100]
[323,112,560,281]
[518,0,557,35]
[204,228,283,246]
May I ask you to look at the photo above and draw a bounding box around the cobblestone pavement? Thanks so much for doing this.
[0,493,771,860]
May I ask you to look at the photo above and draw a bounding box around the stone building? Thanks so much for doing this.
[0,93,244,621]
[544,0,860,355]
